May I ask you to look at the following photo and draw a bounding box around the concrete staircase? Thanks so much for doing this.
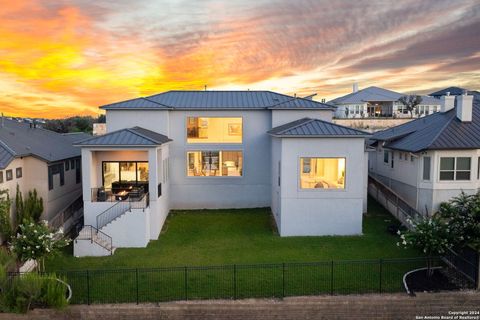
[73,225,115,257]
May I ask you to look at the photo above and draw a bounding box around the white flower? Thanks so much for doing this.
[42,220,48,226]
[397,230,401,235]
[35,245,40,249]
[402,240,407,245]
[58,228,64,234]
[396,242,400,246]
[46,248,50,253]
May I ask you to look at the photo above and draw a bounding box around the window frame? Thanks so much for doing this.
[6,169,13,181]
[185,116,243,144]
[383,150,389,164]
[439,157,472,181]
[298,157,347,191]
[101,161,149,187]
[186,150,244,178]
[422,156,431,181]
[16,167,22,179]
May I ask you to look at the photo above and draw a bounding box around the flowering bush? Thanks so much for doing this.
[10,221,70,272]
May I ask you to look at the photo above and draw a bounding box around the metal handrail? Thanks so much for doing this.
[77,225,113,254]
[96,193,149,229]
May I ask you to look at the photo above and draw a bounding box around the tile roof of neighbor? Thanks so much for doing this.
[0,119,88,169]
[328,86,441,105]
[100,90,336,110]
[268,118,370,137]
[371,99,480,152]
[75,127,172,146]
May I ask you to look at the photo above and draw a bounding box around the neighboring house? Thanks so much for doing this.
[430,86,480,100]
[0,118,90,230]
[330,85,441,119]
[369,92,479,215]
[73,90,370,257]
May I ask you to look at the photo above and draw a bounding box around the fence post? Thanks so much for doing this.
[379,259,383,293]
[86,270,90,305]
[330,261,334,295]
[184,266,188,300]
[136,268,139,304]
[233,264,237,300]
[282,263,285,298]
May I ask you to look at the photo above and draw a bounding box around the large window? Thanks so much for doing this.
[187,151,243,177]
[439,157,471,181]
[187,117,242,143]
[48,163,64,190]
[102,161,148,188]
[300,158,345,189]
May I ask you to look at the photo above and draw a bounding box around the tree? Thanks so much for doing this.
[438,192,480,249]
[15,185,24,227]
[398,215,453,276]
[11,221,69,272]
[0,190,12,243]
[398,95,423,118]
[23,190,43,223]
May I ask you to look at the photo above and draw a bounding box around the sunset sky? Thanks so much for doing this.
[1,0,480,118]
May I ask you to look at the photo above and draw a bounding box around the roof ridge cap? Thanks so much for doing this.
[74,127,133,145]
[0,140,16,156]
[141,96,173,108]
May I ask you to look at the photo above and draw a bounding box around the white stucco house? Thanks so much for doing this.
[73,90,370,257]
[0,118,89,239]
[330,85,441,119]
[369,92,479,216]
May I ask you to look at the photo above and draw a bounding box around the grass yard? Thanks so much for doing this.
[43,197,430,304]
[46,197,420,271]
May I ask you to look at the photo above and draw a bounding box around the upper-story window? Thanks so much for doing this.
[186,117,242,144]
[16,167,22,179]
[439,157,471,181]
[0,171,3,184]
[6,170,13,181]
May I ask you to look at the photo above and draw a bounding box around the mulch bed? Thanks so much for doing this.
[405,268,461,293]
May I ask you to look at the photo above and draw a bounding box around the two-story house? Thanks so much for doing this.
[73,91,370,257]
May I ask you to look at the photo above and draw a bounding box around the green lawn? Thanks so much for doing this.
[47,197,420,271]
[43,198,431,304]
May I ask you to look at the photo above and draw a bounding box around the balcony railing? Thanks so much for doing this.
[91,187,147,202]
[95,192,149,230]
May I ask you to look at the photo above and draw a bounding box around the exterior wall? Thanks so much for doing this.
[271,110,332,126]
[101,208,150,247]
[270,137,282,229]
[106,110,170,136]
[278,137,366,236]
[369,147,480,215]
[0,156,81,223]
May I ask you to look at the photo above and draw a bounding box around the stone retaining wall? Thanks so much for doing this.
[2,291,479,320]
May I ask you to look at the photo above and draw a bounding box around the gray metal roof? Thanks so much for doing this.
[430,87,480,100]
[0,119,86,169]
[75,127,171,147]
[100,91,335,111]
[371,100,480,152]
[329,86,440,105]
[268,118,370,137]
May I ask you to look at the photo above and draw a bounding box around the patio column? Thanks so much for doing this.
[81,148,93,202]
[148,147,159,200]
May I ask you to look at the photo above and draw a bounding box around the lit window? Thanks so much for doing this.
[440,157,471,181]
[300,158,345,189]
[187,117,242,143]
[187,151,243,176]
[102,161,148,189]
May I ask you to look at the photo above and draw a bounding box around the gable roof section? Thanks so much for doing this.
[329,86,440,105]
[0,119,87,169]
[100,91,335,111]
[372,100,480,152]
[75,127,171,147]
[268,118,370,137]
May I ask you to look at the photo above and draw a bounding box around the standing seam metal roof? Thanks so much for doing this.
[268,118,370,137]
[372,100,480,152]
[100,91,335,110]
[75,127,172,146]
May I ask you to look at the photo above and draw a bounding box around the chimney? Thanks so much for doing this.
[456,91,473,122]
[440,92,455,112]
[353,82,359,93]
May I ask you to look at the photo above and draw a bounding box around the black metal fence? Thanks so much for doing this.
[43,257,455,305]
